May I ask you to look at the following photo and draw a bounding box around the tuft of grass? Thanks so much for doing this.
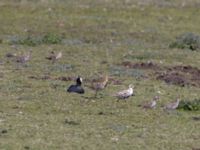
[9,33,63,46]
[169,32,200,51]
[42,33,62,44]
[45,64,74,73]
[9,35,42,46]
[64,119,80,126]
[178,99,200,111]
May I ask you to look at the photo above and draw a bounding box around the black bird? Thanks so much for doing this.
[67,76,85,94]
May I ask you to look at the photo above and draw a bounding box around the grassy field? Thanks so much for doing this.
[0,0,200,150]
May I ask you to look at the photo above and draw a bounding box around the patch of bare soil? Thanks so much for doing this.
[121,61,161,70]
[55,76,74,81]
[157,65,200,87]
[108,77,123,85]
[121,61,200,87]
[28,75,123,86]
[156,72,190,87]
[28,75,51,80]
[28,75,74,81]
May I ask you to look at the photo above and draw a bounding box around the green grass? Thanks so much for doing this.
[0,0,200,150]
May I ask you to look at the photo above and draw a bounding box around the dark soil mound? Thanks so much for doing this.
[121,61,161,70]
[156,72,189,87]
[157,65,200,87]
[121,61,200,87]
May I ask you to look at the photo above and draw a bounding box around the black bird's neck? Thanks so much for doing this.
[76,82,81,86]
[76,78,82,86]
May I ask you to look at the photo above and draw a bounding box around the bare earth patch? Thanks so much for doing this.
[121,61,200,87]
[28,75,123,86]
[28,75,74,81]
[157,65,200,87]
[121,61,161,70]
[156,72,189,87]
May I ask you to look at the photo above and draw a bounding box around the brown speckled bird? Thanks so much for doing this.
[16,52,31,63]
[46,51,62,63]
[91,75,108,97]
[164,98,180,110]
[140,96,159,109]
[114,84,134,100]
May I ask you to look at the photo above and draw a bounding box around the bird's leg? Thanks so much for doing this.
[52,59,56,64]
[94,90,98,98]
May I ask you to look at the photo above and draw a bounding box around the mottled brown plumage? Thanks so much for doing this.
[164,98,180,110]
[16,52,31,63]
[46,51,62,63]
[114,84,134,100]
[91,75,108,97]
[140,96,159,109]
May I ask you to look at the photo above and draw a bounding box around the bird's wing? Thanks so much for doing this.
[165,102,174,109]
[142,101,151,107]
[56,53,62,59]
[116,89,129,97]
[67,85,76,92]
[76,86,85,94]
[92,82,103,90]
[46,54,56,60]
[16,56,25,63]
[67,85,84,94]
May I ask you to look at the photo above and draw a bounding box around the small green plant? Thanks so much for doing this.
[9,35,42,46]
[64,119,80,126]
[42,33,62,44]
[169,32,200,51]
[178,99,200,111]
[9,33,62,46]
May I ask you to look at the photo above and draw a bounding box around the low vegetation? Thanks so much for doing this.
[169,32,200,51]
[178,99,200,111]
[9,33,63,46]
